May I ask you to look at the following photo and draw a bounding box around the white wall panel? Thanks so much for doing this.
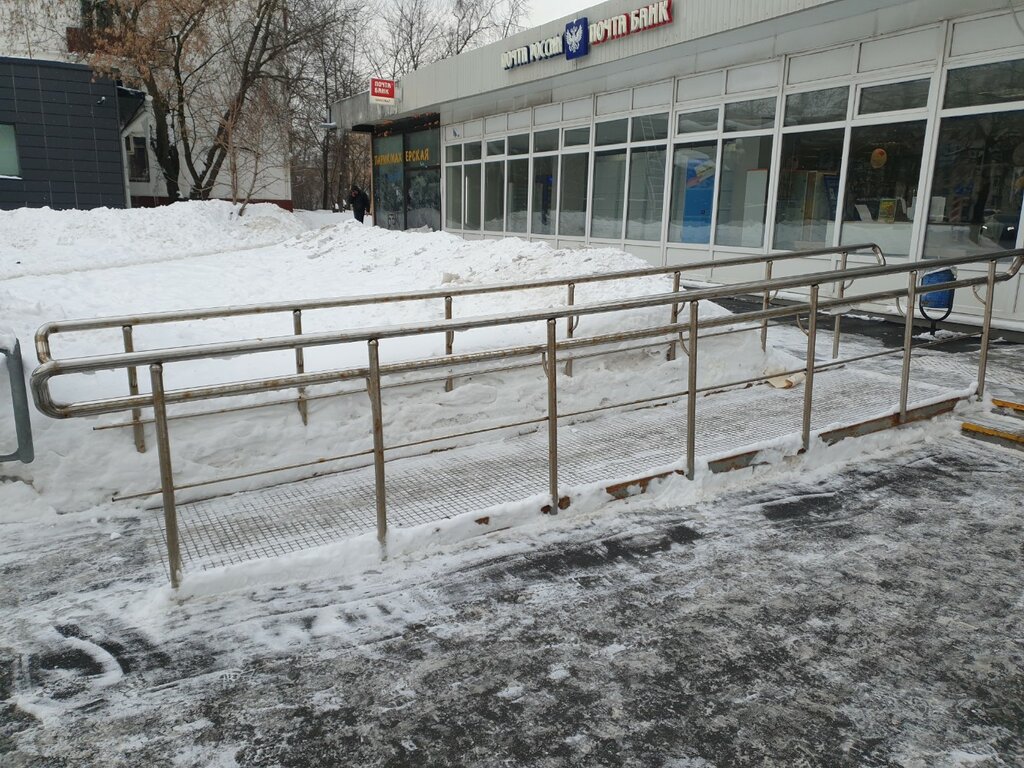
[950,13,1024,58]
[563,97,593,120]
[596,90,632,115]
[633,80,673,109]
[726,61,780,94]
[788,46,855,84]
[676,71,723,103]
[484,114,507,134]
[534,104,561,125]
[858,28,940,72]
[508,110,531,129]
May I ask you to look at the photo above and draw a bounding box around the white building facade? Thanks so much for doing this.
[337,0,1024,329]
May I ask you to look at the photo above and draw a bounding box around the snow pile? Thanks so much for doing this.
[0,200,305,278]
[1,205,797,524]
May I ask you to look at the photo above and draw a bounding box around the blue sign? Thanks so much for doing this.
[564,18,589,61]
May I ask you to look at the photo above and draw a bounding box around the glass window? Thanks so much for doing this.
[724,98,776,132]
[125,136,149,182]
[464,141,482,161]
[0,124,20,177]
[564,127,590,147]
[509,134,530,155]
[840,121,925,258]
[626,146,667,240]
[507,158,529,233]
[407,168,441,230]
[484,161,505,230]
[784,87,849,127]
[445,166,462,229]
[534,129,559,153]
[532,156,557,235]
[668,142,717,244]
[924,111,1024,257]
[373,134,405,230]
[715,135,773,247]
[559,153,589,236]
[632,113,669,142]
[677,109,718,135]
[596,119,628,145]
[860,80,929,115]
[486,139,505,157]
[446,144,462,163]
[464,164,481,230]
[773,129,844,250]
[945,59,1024,109]
[591,149,627,238]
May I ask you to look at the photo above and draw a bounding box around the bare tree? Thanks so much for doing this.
[75,0,336,200]
[364,0,528,80]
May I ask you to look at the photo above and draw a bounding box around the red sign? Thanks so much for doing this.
[370,78,396,104]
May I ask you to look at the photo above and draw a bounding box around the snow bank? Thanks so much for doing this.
[0,200,305,279]
[1,204,796,526]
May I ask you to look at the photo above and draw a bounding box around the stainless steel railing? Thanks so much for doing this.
[2,336,34,464]
[30,248,1023,587]
[35,244,883,452]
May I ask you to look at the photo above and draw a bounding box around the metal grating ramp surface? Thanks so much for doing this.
[154,366,958,573]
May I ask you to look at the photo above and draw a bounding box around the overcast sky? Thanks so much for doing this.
[525,1,595,28]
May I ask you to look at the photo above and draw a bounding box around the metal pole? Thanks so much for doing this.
[760,261,774,352]
[150,363,182,589]
[899,270,918,422]
[546,319,559,512]
[686,301,698,480]
[832,250,848,360]
[978,261,997,398]
[122,325,146,453]
[367,340,388,553]
[293,310,308,425]
[444,296,454,392]
[667,271,681,361]
[802,286,819,453]
[565,283,576,377]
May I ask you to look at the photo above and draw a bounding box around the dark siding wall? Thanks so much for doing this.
[0,58,126,210]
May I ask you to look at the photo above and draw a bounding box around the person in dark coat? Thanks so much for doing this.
[349,184,370,223]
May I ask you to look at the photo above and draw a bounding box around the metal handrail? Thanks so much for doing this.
[2,336,34,464]
[29,248,1022,587]
[34,242,882,453]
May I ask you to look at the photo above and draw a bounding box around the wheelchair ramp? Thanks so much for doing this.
[154,366,963,573]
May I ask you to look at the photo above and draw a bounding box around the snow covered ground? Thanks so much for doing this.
[2,203,1023,765]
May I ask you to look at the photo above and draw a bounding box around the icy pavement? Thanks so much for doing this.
[2,358,1024,765]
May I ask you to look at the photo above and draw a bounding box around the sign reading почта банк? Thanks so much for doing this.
[501,0,673,71]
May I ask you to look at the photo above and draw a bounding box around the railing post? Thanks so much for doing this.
[444,296,454,392]
[802,285,819,453]
[978,261,997,398]
[367,340,388,554]
[293,310,308,425]
[832,250,849,360]
[122,325,146,453]
[545,319,560,512]
[565,283,576,377]
[899,270,918,422]
[686,301,698,480]
[760,261,774,352]
[150,363,181,589]
[667,271,681,361]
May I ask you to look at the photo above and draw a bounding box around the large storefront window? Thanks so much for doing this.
[484,161,505,231]
[925,111,1024,257]
[507,158,529,233]
[445,165,462,229]
[715,135,773,248]
[464,164,481,230]
[591,149,627,238]
[773,129,843,251]
[533,156,557,235]
[373,135,404,230]
[840,121,925,257]
[0,124,20,177]
[668,142,716,244]
[406,130,440,230]
[626,146,666,240]
[559,153,588,236]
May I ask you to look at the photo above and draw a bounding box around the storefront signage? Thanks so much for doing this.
[373,148,432,166]
[502,0,673,71]
[369,78,396,104]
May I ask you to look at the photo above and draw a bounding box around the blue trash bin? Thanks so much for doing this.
[919,267,956,311]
